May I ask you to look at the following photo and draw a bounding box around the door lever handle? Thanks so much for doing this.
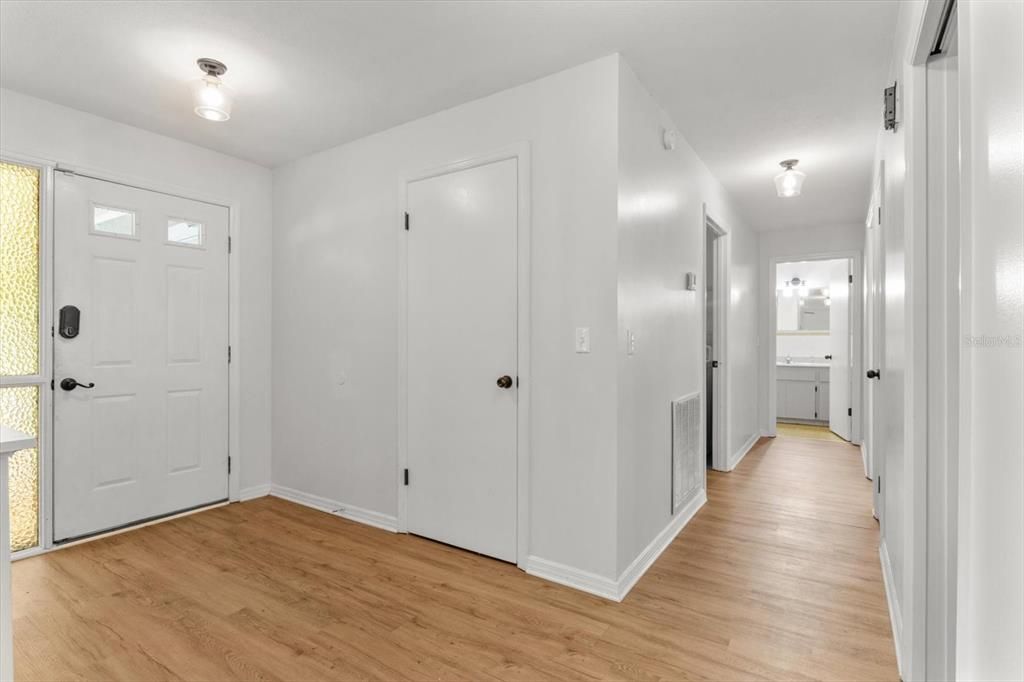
[866,369,881,380]
[60,378,95,391]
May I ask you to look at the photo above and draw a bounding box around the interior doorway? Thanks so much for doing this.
[703,213,727,471]
[773,257,857,442]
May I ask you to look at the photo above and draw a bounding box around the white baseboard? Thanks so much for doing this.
[879,540,904,678]
[239,484,271,501]
[616,488,707,599]
[270,484,398,533]
[523,556,620,601]
[727,432,760,471]
[526,488,707,602]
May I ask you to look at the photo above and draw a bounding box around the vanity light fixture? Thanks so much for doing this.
[191,58,233,122]
[774,159,806,198]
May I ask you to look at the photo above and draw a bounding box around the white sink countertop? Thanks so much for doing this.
[777,361,830,368]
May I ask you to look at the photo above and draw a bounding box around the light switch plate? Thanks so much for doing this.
[685,272,697,290]
[575,327,591,353]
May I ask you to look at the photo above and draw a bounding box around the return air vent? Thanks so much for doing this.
[672,392,702,514]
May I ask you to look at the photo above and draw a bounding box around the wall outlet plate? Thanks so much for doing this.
[685,272,697,291]
[575,327,591,353]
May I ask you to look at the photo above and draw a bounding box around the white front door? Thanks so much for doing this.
[53,173,229,542]
[828,259,852,441]
[405,158,518,563]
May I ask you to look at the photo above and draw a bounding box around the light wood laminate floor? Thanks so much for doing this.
[13,434,895,681]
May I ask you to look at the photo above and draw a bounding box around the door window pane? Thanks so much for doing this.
[92,205,136,238]
[167,218,204,246]
[1,386,39,551]
[0,161,40,376]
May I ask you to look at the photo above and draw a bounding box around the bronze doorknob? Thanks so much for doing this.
[496,375,513,389]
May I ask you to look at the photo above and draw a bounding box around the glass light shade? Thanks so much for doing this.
[191,75,233,121]
[774,167,806,198]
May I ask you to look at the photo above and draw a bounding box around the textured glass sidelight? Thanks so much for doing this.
[1,386,39,551]
[0,161,40,376]
[1,160,41,552]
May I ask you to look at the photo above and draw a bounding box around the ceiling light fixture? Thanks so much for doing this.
[191,58,233,122]
[774,159,805,198]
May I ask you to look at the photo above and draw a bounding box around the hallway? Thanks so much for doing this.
[12,434,896,681]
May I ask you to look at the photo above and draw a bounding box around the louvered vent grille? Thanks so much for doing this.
[672,392,702,513]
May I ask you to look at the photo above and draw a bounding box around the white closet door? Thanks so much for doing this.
[406,158,518,562]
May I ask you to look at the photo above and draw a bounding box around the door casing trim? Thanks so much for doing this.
[0,150,242,554]
[396,142,531,569]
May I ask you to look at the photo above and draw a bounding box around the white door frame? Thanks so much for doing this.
[0,150,242,556]
[702,207,730,472]
[396,143,531,569]
[765,250,863,444]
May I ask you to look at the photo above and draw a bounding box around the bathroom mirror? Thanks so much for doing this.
[777,287,830,332]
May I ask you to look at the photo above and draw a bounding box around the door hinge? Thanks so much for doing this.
[849,274,853,284]
[878,206,882,225]
[228,456,232,474]
[50,378,54,390]
[403,468,409,486]
[815,385,818,392]
[848,407,853,416]
[877,475,882,494]
[404,212,410,231]
[884,82,897,131]
[228,345,232,363]
[228,236,232,253]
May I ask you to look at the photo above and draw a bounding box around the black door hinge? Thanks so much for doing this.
[848,407,853,416]
[404,212,410,231]
[878,475,882,494]
[849,274,853,284]
[878,206,882,225]
[228,236,232,253]
[403,468,409,485]
[884,82,897,131]
[228,345,232,363]
[228,456,232,474]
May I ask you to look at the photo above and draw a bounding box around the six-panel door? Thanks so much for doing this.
[53,173,229,542]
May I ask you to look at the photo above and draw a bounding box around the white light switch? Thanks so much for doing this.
[627,330,637,355]
[575,327,591,353]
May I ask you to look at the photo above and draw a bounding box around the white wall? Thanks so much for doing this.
[956,1,1024,679]
[271,56,622,578]
[615,62,758,573]
[0,89,274,496]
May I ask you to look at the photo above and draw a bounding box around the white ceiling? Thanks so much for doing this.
[0,1,897,231]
